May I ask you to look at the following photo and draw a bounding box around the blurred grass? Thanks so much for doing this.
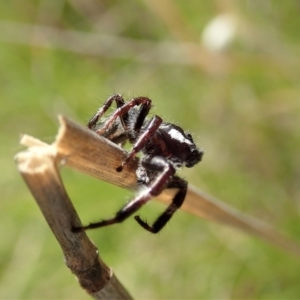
[1,0,300,299]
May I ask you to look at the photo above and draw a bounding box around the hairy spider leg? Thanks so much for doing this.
[116,115,163,172]
[135,175,187,233]
[87,94,127,130]
[95,96,152,135]
[133,99,152,133]
[72,156,175,233]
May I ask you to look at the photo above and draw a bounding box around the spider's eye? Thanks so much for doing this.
[186,133,192,139]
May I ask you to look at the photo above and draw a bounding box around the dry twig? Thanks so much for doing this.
[15,131,132,299]
[0,20,229,72]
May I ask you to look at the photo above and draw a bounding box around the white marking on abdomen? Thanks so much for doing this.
[169,128,192,144]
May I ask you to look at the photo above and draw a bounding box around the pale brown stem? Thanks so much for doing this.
[15,146,132,299]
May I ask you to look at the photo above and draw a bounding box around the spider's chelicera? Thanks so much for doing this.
[72,94,203,234]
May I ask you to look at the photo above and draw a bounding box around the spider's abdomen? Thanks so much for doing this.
[158,123,203,168]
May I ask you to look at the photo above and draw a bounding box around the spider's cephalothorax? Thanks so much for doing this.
[73,94,203,234]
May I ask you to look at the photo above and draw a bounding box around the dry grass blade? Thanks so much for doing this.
[0,20,229,71]
[20,115,300,258]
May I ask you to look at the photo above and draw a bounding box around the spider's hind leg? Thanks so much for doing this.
[72,156,175,233]
[134,154,187,234]
[135,175,187,233]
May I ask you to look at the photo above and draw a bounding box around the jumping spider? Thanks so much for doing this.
[73,94,203,234]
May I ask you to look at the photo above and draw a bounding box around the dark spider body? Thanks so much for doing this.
[73,94,203,234]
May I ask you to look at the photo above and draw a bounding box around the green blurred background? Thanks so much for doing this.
[1,0,300,299]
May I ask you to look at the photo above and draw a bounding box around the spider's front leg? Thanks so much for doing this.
[116,115,162,172]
